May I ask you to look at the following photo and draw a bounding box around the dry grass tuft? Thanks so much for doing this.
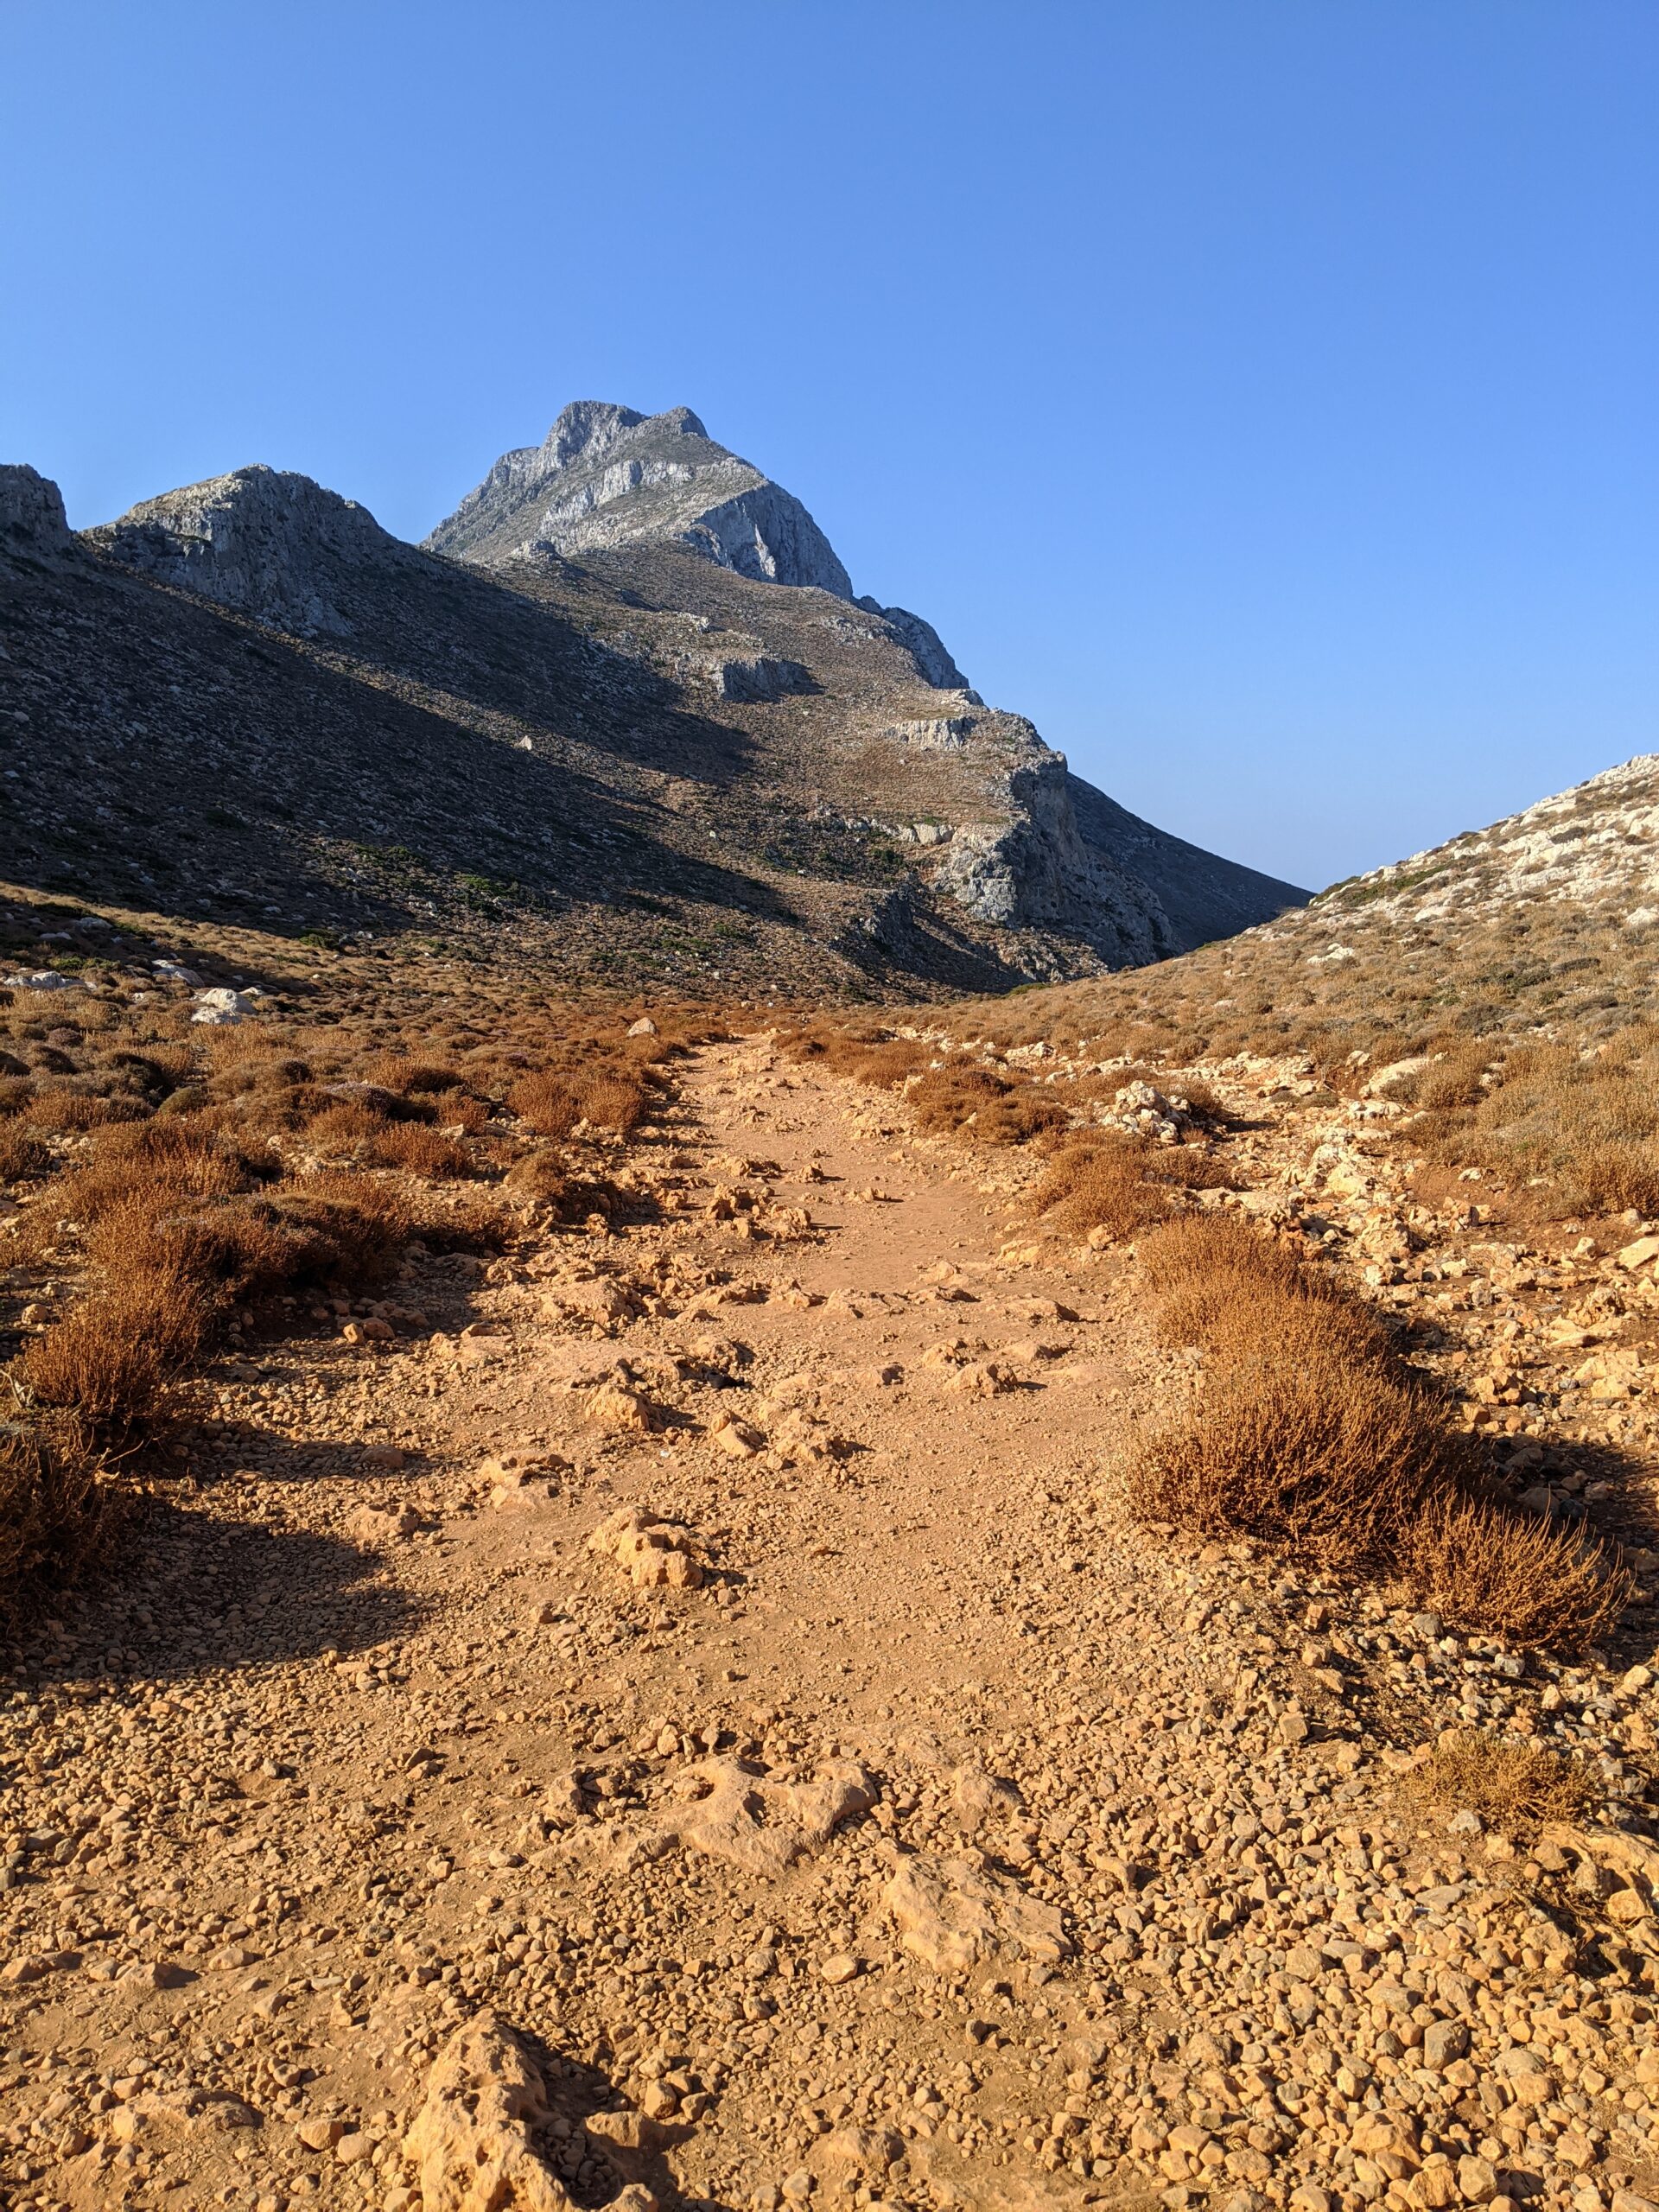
[778,1020,931,1090]
[1129,1344,1475,1569]
[1407,1728,1601,1828]
[908,1065,1070,1146]
[508,1071,581,1137]
[1127,1216,1627,1650]
[19,1270,210,1436]
[1032,1137,1168,1238]
[0,1420,119,1616]
[1403,1494,1632,1650]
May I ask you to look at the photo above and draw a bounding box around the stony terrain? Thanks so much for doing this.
[940,754,1659,1069]
[1,421,1303,999]
[3,1023,1658,2212]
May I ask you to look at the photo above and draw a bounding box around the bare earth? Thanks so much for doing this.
[3,1038,1658,2212]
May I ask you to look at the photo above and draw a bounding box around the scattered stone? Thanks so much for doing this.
[588,1505,704,1588]
[883,1851,1069,1972]
[630,1755,876,1876]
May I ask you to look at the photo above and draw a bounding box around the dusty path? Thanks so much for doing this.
[3,1038,1658,2212]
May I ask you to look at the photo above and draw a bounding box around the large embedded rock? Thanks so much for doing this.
[91,464,407,634]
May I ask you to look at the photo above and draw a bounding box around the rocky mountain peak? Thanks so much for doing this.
[86,465,407,635]
[423,400,973,688]
[0,464,73,561]
[425,400,854,600]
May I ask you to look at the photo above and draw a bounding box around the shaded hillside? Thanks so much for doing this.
[3,423,1304,995]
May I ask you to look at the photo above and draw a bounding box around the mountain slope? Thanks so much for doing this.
[2,427,1305,995]
[930,753,1659,1062]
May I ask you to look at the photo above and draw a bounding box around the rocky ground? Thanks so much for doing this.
[3,1035,1658,2212]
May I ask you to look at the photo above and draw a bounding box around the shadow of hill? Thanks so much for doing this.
[22,1491,422,1689]
[0,550,806,940]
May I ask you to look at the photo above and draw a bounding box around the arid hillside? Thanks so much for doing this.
[2,416,1302,1001]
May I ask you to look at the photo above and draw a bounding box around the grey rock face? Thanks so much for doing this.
[692,654,813,703]
[887,715,973,751]
[89,466,405,635]
[934,737,1181,963]
[856,599,966,690]
[0,465,73,559]
[426,402,854,596]
[426,404,973,695]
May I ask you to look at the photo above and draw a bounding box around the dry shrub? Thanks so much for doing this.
[361,1124,473,1179]
[0,1127,47,1180]
[1407,1727,1600,1828]
[416,1196,513,1252]
[364,1055,463,1095]
[1128,1345,1473,1569]
[24,1090,145,1132]
[1128,1215,1628,1651]
[443,1093,490,1133]
[509,1071,580,1137]
[503,1149,571,1205]
[1178,1077,1226,1123]
[574,1071,647,1133]
[0,1420,118,1612]
[779,1020,931,1090]
[0,1077,33,1116]
[1424,1032,1659,1217]
[1141,1217,1391,1363]
[305,1102,385,1148]
[907,1065,1066,1144]
[20,1270,209,1435]
[1033,1138,1167,1238]
[1403,1495,1631,1650]
[1140,1213,1298,1290]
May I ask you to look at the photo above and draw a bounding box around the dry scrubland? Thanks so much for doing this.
[2,860,1659,2212]
[0,891,722,1613]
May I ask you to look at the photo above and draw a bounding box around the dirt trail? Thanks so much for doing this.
[4,1037,1658,2212]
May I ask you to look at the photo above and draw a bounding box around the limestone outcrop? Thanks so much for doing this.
[0,463,73,560]
[88,465,408,635]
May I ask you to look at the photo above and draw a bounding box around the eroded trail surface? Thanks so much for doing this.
[4,1039,1659,2212]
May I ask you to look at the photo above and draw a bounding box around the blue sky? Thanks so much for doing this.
[3,3,1655,891]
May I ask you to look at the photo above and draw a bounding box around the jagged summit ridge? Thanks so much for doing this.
[89,465,408,636]
[425,400,853,594]
[424,402,968,688]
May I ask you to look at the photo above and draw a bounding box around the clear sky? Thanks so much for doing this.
[3,3,1655,892]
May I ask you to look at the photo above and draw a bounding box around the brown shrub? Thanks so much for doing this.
[0,1127,48,1180]
[1139,1213,1302,1291]
[779,1020,931,1090]
[1402,1495,1631,1651]
[364,1055,464,1095]
[1131,1211,1631,1651]
[503,1149,572,1205]
[24,1090,146,1132]
[304,1102,385,1148]
[908,1065,1065,1144]
[1406,1727,1600,1827]
[19,1269,210,1435]
[1032,1138,1167,1239]
[573,1071,647,1133]
[0,1420,118,1612]
[361,1123,473,1178]
[1451,1039,1659,1217]
[508,1071,580,1137]
[909,1065,1004,1129]
[1127,1345,1475,1568]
